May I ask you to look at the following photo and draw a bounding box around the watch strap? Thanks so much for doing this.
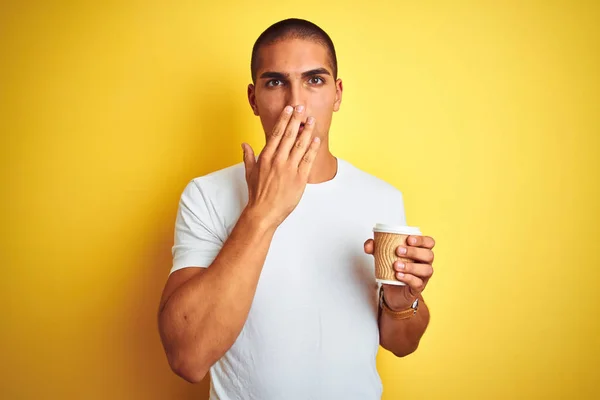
[379,286,418,320]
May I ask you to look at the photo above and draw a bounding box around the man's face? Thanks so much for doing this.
[248,38,343,141]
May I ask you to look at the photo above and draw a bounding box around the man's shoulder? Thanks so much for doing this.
[340,158,403,197]
[189,162,245,189]
[339,159,407,224]
[180,162,246,205]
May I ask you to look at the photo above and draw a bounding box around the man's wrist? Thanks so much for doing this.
[380,287,419,318]
[240,206,279,235]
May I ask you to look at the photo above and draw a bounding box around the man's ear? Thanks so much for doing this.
[333,79,343,112]
[248,84,259,116]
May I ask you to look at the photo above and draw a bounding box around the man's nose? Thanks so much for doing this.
[287,83,306,111]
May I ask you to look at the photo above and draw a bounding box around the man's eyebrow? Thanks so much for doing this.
[259,68,332,80]
[301,68,331,78]
[259,71,289,80]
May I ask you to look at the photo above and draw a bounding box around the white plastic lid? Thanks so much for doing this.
[373,223,421,235]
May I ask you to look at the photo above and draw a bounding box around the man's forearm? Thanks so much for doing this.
[378,295,430,357]
[158,207,277,381]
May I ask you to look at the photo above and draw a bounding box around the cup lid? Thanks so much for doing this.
[373,223,421,235]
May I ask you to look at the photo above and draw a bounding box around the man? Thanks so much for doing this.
[158,18,436,400]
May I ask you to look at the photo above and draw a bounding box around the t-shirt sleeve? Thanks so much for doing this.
[170,179,224,274]
[395,190,408,226]
[382,188,407,227]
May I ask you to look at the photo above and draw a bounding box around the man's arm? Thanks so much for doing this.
[158,208,277,383]
[378,293,430,357]
[158,105,320,383]
[364,235,436,357]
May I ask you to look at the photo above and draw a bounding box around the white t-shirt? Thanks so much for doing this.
[170,158,407,400]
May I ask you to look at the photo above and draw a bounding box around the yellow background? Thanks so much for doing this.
[2,1,599,399]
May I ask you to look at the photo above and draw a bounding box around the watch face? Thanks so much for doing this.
[412,298,419,309]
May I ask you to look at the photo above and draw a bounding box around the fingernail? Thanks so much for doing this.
[284,106,293,114]
[313,137,320,143]
[295,105,304,113]
[409,237,417,245]
[397,272,405,279]
[397,262,405,269]
[398,247,407,255]
[307,116,315,125]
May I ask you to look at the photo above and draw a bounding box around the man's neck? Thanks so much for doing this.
[307,144,337,184]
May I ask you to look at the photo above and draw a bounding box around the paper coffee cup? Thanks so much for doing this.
[373,223,422,286]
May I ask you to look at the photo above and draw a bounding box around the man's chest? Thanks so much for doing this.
[247,202,380,338]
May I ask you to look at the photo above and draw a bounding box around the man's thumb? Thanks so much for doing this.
[242,143,256,176]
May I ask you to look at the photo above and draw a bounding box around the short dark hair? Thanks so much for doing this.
[250,18,338,83]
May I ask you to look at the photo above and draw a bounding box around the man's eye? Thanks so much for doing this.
[309,77,324,85]
[267,79,283,87]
